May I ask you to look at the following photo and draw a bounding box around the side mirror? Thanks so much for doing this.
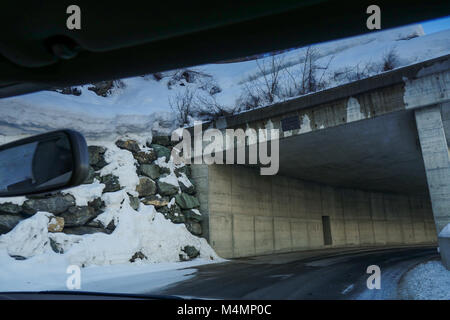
[0,129,89,197]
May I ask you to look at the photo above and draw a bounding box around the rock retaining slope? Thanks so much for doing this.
[0,135,216,266]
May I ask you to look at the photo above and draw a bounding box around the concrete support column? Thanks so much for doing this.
[415,104,450,269]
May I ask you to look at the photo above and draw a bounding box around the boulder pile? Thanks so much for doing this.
[0,135,204,239]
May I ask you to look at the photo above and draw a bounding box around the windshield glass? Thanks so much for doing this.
[0,18,449,300]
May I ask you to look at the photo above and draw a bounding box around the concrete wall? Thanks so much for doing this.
[192,164,437,258]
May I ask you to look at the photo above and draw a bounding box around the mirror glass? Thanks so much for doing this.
[0,133,73,194]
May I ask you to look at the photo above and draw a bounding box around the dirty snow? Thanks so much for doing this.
[399,260,450,300]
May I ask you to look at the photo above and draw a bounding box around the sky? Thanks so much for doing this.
[421,15,450,34]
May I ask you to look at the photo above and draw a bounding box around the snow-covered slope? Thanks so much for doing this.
[0,24,449,140]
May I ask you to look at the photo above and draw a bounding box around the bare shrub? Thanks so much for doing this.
[238,47,332,110]
[295,47,332,95]
[382,47,399,71]
[193,92,238,120]
[169,88,196,126]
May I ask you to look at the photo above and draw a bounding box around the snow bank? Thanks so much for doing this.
[0,25,448,138]
[399,260,450,300]
[0,136,222,293]
[0,212,54,258]
[0,250,216,293]
[0,140,218,266]
[0,201,218,267]
[0,184,220,292]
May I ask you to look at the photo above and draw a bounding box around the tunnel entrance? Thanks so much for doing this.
[322,216,332,246]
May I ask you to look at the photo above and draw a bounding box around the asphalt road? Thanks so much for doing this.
[150,246,438,299]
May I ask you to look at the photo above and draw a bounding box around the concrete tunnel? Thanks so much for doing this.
[183,54,450,266]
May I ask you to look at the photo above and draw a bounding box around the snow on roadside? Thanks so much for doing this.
[398,260,450,300]
[0,249,217,293]
[0,201,219,265]
[0,198,222,292]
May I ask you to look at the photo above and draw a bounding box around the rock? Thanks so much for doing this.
[88,146,107,170]
[140,195,170,208]
[129,251,147,263]
[157,178,179,196]
[178,176,196,195]
[175,193,200,210]
[185,221,202,236]
[87,80,124,97]
[0,214,23,234]
[49,238,64,254]
[86,219,103,228]
[100,174,121,193]
[26,193,50,199]
[9,255,26,261]
[128,194,140,210]
[159,165,171,175]
[63,226,111,235]
[183,209,203,222]
[83,166,96,184]
[139,164,161,180]
[136,176,157,197]
[150,144,171,160]
[59,206,99,227]
[48,216,64,232]
[0,202,22,214]
[106,220,116,232]
[158,204,185,223]
[22,194,76,215]
[53,86,82,96]
[88,197,105,213]
[152,135,172,147]
[115,139,141,153]
[180,245,200,261]
[133,150,157,164]
[174,165,191,178]
[86,219,115,232]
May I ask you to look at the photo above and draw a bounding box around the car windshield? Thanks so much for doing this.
[0,18,449,300]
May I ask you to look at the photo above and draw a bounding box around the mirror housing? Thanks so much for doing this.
[0,129,89,197]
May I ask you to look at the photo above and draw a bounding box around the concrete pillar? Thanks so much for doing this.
[415,104,450,269]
